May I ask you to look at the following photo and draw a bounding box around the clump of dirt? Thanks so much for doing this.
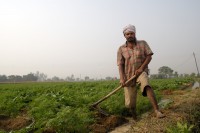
[0,114,32,132]
[89,114,128,133]
[43,127,56,133]
[161,89,173,95]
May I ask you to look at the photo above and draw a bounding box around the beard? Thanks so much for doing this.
[127,37,136,43]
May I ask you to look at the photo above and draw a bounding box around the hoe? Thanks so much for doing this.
[90,75,136,116]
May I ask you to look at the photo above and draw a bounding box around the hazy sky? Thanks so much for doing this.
[0,0,200,79]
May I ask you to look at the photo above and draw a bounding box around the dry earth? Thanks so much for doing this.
[0,112,32,132]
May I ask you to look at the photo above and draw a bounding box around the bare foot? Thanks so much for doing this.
[155,110,165,118]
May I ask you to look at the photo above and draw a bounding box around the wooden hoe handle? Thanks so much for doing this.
[91,75,136,107]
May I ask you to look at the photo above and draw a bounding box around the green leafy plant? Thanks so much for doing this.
[166,122,194,133]
[0,77,194,132]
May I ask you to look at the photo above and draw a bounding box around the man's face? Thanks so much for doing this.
[124,31,136,42]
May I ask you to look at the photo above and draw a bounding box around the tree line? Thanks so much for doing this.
[150,66,198,79]
[0,66,199,82]
[0,73,37,82]
[0,71,117,82]
[0,71,49,82]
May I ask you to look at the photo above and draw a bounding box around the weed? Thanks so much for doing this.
[166,122,194,133]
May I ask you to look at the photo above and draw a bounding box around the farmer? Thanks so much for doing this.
[117,24,165,119]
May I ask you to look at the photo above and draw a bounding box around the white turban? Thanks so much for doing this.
[123,24,136,34]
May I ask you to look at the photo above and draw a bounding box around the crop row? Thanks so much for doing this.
[0,78,193,132]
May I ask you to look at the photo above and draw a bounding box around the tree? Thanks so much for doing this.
[35,71,47,81]
[70,74,75,81]
[8,75,16,82]
[190,73,196,78]
[0,75,7,82]
[15,75,23,82]
[150,74,165,79]
[174,71,179,78]
[85,76,90,81]
[105,76,113,80]
[23,73,38,81]
[65,74,75,82]
[183,74,189,78]
[158,66,174,78]
[65,76,71,81]
[179,74,184,78]
[52,76,60,81]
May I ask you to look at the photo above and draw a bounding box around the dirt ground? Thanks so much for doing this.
[0,114,32,132]
[90,88,200,133]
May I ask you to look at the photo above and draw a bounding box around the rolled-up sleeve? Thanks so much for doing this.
[117,47,125,66]
[144,41,153,56]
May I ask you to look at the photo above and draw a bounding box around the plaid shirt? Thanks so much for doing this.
[117,40,153,80]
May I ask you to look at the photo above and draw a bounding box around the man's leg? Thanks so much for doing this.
[137,72,165,118]
[145,86,165,118]
[145,86,158,110]
[124,86,137,119]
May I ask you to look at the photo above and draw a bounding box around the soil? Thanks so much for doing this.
[0,115,32,132]
[89,113,128,133]
[90,88,200,133]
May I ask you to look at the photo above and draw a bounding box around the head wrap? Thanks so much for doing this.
[123,24,136,34]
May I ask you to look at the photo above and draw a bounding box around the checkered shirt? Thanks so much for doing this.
[117,40,153,79]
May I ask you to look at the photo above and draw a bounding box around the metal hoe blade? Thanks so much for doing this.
[90,105,109,116]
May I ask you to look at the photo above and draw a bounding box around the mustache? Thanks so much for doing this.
[127,37,136,41]
[128,37,135,40]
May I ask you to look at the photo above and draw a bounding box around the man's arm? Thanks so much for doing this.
[118,64,126,86]
[135,55,152,76]
[117,47,127,86]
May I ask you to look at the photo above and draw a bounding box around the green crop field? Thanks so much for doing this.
[0,78,194,133]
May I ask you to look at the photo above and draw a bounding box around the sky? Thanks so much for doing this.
[0,0,200,79]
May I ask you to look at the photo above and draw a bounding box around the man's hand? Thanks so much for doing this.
[119,64,126,87]
[120,77,126,87]
[135,67,143,76]
[135,55,152,76]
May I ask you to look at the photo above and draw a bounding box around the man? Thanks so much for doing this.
[117,24,165,119]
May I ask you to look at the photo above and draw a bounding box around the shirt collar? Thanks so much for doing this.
[125,41,137,47]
